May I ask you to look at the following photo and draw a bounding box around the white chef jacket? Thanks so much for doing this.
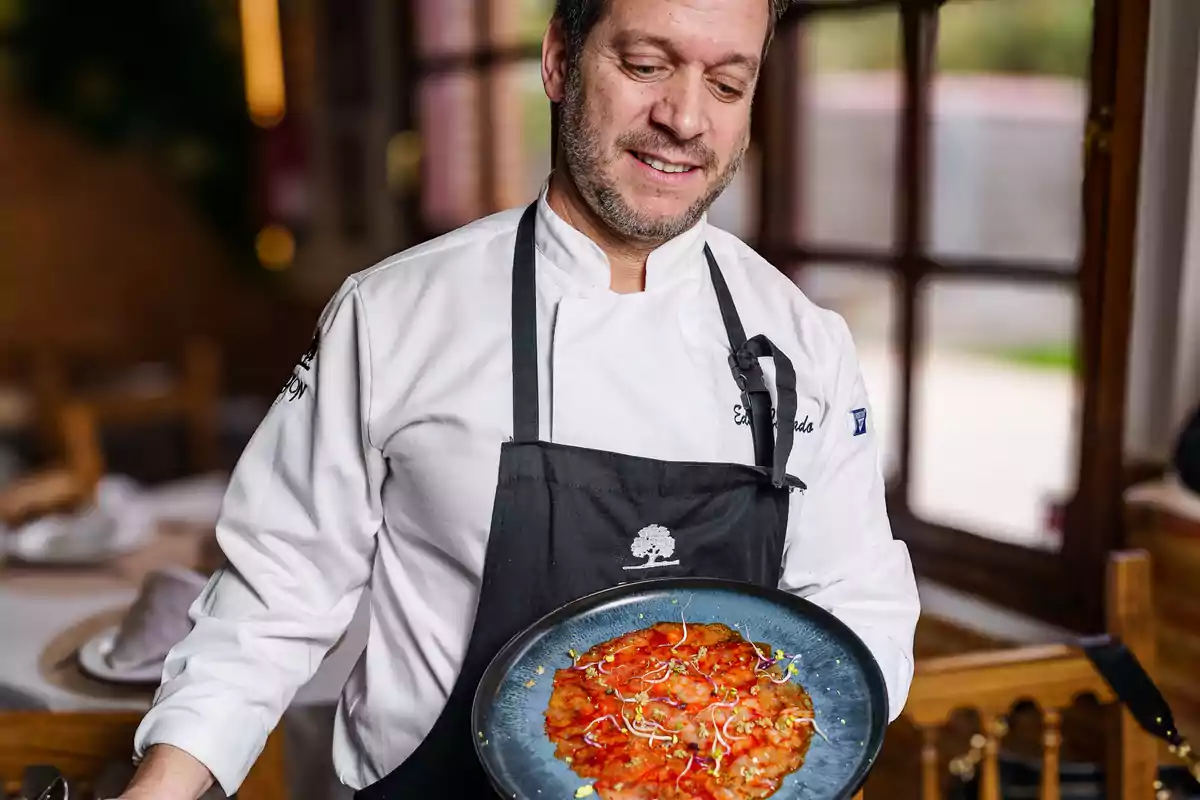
[133,185,920,794]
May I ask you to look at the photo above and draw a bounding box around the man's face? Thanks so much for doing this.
[549,0,769,245]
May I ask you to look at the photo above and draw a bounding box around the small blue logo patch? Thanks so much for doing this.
[852,408,868,436]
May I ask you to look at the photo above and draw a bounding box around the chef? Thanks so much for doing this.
[119,0,920,797]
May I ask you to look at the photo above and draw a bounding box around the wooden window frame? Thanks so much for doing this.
[755,0,1150,633]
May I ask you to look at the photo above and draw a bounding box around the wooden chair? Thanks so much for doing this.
[29,338,221,476]
[0,710,287,799]
[1,338,222,527]
[0,401,104,526]
[860,549,1160,799]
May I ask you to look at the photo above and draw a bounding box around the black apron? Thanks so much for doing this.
[353,202,805,799]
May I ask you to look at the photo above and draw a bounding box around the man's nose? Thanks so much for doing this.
[649,72,708,142]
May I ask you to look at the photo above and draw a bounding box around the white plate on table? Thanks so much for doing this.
[4,506,148,566]
[77,625,165,685]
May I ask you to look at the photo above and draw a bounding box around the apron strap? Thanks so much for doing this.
[511,202,540,443]
[512,203,797,485]
[705,244,798,487]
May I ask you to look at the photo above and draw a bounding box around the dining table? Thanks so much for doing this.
[0,515,367,800]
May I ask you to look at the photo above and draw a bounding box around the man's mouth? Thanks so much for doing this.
[630,151,699,174]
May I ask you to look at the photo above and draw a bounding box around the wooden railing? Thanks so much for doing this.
[861,550,1159,800]
[0,711,288,799]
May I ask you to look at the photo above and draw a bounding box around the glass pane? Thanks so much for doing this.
[420,71,485,229]
[708,145,759,242]
[795,10,901,248]
[493,61,553,209]
[421,61,550,228]
[417,0,478,57]
[930,0,1092,263]
[794,265,901,481]
[911,281,1081,551]
[501,0,555,46]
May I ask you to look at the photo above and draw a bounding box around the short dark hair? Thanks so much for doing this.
[553,0,793,65]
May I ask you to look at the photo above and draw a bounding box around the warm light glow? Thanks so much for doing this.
[239,0,286,128]
[386,131,423,193]
[255,224,295,270]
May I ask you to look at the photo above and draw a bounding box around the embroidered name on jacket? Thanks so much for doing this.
[275,332,319,404]
[732,404,815,434]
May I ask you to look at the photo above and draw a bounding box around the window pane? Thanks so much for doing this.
[930,0,1092,263]
[494,61,553,209]
[794,265,901,480]
[709,146,760,242]
[911,280,1080,551]
[420,71,484,229]
[795,10,901,248]
[500,0,554,46]
[421,61,550,228]
[417,0,478,57]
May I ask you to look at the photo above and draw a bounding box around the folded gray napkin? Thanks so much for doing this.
[105,566,209,672]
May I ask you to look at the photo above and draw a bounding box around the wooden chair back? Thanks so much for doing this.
[1,338,222,525]
[0,710,286,799]
[30,338,221,475]
[858,549,1159,800]
[0,402,104,526]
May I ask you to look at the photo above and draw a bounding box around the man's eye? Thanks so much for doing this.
[626,63,662,77]
[713,82,745,100]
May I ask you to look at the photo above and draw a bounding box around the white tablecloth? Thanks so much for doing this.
[0,579,368,799]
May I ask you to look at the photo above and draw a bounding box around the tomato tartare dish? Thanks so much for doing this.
[545,620,821,800]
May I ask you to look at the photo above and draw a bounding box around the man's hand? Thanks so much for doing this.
[113,744,215,800]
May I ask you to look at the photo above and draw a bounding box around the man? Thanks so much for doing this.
[120,0,920,797]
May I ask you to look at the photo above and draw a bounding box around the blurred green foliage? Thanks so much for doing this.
[513,0,1094,79]
[811,0,1093,78]
[513,0,1093,173]
[979,343,1079,373]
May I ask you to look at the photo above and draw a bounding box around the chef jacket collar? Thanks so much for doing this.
[533,180,709,294]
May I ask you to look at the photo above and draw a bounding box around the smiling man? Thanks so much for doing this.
[552,0,765,292]
[119,1,920,798]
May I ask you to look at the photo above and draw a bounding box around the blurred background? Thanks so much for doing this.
[0,0,1110,540]
[1,0,1200,798]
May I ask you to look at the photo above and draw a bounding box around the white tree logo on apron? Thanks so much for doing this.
[623,524,680,570]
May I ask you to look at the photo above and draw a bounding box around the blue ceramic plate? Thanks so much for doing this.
[472,578,888,800]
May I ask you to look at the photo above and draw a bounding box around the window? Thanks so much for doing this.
[758,0,1148,631]
[777,1,1093,549]
[399,0,1149,631]
[400,0,552,237]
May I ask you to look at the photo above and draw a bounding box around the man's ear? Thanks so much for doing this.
[542,17,568,103]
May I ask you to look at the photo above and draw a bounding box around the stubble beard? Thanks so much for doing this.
[558,60,748,246]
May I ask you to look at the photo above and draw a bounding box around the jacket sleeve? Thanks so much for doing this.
[778,309,920,723]
[133,277,386,793]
